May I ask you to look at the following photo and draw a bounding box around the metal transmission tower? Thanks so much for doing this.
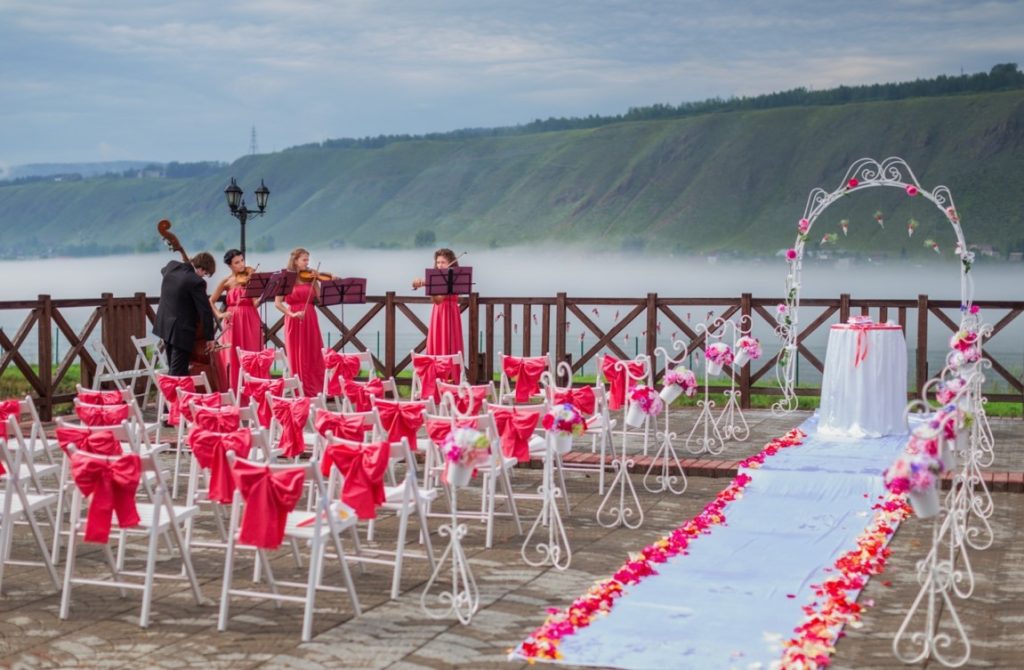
[250,125,258,155]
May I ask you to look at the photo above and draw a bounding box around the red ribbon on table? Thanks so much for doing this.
[601,355,646,410]
[343,378,384,412]
[412,355,460,402]
[156,374,196,426]
[490,406,541,463]
[231,461,306,549]
[320,440,391,520]
[271,396,311,458]
[193,404,241,432]
[56,427,123,456]
[70,451,141,543]
[502,356,547,402]
[240,377,285,428]
[75,402,131,427]
[314,408,371,441]
[189,428,253,504]
[853,327,870,367]
[375,400,426,449]
[323,351,363,396]
[553,386,596,416]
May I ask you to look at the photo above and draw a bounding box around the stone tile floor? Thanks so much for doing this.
[1,409,1021,669]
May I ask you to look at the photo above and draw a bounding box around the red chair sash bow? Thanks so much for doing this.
[343,378,384,412]
[75,402,131,427]
[271,396,311,458]
[157,375,196,425]
[553,386,596,416]
[193,405,241,432]
[241,378,286,428]
[320,441,391,520]
[425,418,478,446]
[178,391,222,424]
[56,427,123,456]
[375,401,426,449]
[437,382,489,415]
[231,461,306,549]
[602,355,646,410]
[503,356,547,402]
[490,407,541,463]
[239,349,275,380]
[412,356,460,401]
[70,452,141,543]
[189,428,253,504]
[75,390,124,406]
[0,399,22,433]
[323,351,363,396]
[314,409,371,442]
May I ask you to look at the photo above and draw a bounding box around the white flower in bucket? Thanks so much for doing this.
[542,403,585,455]
[625,384,664,428]
[660,366,697,403]
[704,342,734,377]
[883,448,945,519]
[440,427,491,488]
[733,336,762,368]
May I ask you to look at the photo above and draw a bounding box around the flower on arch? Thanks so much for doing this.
[846,178,859,189]
[905,184,919,197]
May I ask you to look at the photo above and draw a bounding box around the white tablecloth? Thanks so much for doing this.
[818,324,908,438]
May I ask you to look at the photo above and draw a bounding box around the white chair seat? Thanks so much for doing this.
[526,435,549,455]
[1,491,58,517]
[382,484,438,508]
[69,502,199,534]
[18,462,60,481]
[283,508,358,541]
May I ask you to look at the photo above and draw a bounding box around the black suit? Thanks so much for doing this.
[153,260,215,376]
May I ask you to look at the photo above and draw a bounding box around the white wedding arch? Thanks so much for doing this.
[772,156,976,414]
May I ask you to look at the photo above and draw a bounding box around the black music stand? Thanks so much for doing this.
[320,277,367,352]
[251,270,297,347]
[425,266,473,296]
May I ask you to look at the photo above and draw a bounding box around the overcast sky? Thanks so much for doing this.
[2,0,1022,170]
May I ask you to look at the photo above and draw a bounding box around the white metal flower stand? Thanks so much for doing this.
[421,472,479,625]
[715,317,752,442]
[596,358,647,529]
[684,322,726,455]
[521,432,572,570]
[643,344,690,495]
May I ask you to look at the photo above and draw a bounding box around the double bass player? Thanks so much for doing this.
[154,251,217,376]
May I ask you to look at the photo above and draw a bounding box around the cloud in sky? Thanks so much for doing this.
[1,0,1022,165]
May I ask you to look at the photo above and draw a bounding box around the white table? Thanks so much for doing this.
[818,323,908,438]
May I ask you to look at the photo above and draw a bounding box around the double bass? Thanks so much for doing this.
[156,219,223,391]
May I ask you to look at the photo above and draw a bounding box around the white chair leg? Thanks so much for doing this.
[301,538,321,642]
[390,507,409,599]
[329,526,361,616]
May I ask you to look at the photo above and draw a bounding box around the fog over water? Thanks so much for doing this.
[1,248,1021,387]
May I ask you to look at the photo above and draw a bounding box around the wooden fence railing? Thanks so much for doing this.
[2,292,1021,420]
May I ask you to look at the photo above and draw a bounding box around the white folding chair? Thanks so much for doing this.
[410,352,464,402]
[0,424,60,593]
[497,352,552,404]
[59,440,203,628]
[169,387,238,498]
[488,400,571,514]
[129,335,168,411]
[235,347,291,396]
[76,385,159,447]
[436,380,497,418]
[598,354,654,455]
[322,436,437,599]
[4,400,61,496]
[218,453,362,641]
[154,372,211,444]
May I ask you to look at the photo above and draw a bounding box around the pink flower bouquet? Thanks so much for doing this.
[883,451,944,518]
[625,384,664,427]
[936,377,967,405]
[949,329,978,353]
[542,403,586,437]
[705,342,733,376]
[660,366,697,402]
[733,336,762,367]
[441,427,491,486]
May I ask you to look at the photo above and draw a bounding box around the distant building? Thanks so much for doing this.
[1008,251,1023,262]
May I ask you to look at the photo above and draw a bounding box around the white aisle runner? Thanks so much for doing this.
[517,415,909,669]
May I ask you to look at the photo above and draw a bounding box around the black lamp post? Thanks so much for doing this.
[224,177,270,256]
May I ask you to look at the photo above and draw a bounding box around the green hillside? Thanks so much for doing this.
[2,89,1023,258]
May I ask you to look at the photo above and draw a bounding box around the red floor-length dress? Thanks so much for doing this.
[284,283,325,397]
[217,287,263,389]
[425,294,464,357]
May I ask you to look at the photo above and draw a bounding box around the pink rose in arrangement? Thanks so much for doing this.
[905,184,919,197]
[936,377,967,405]
[440,428,491,467]
[906,424,940,458]
[949,329,978,353]
[946,206,959,223]
[662,367,698,397]
[542,403,586,437]
[734,336,762,363]
[785,248,798,262]
[883,451,944,495]
[705,342,734,366]
[847,178,859,189]
[798,218,810,234]
[628,385,664,416]
[776,303,789,315]
[969,304,980,315]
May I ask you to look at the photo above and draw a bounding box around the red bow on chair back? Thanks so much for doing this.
[320,441,391,520]
[157,374,196,425]
[75,402,131,427]
[193,405,241,432]
[601,355,646,410]
[343,378,384,412]
[69,451,141,543]
[231,461,306,549]
[490,407,541,462]
[323,351,363,396]
[75,390,124,406]
[178,391,222,424]
[241,378,286,428]
[271,396,311,458]
[189,428,253,504]
[425,417,478,446]
[314,408,371,442]
[0,399,22,431]
[239,349,275,379]
[553,386,596,415]
[412,355,460,401]
[56,427,123,456]
[375,401,426,449]
[503,356,547,402]
[438,382,489,415]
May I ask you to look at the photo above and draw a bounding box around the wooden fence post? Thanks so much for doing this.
[468,292,479,383]
[555,292,567,383]
[740,292,752,409]
[646,293,657,375]
[839,293,851,323]
[385,291,396,379]
[916,294,929,397]
[37,294,53,421]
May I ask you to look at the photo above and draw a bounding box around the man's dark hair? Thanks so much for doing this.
[191,252,216,276]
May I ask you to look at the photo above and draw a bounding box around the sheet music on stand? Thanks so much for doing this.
[425,266,472,296]
[246,270,297,348]
[319,277,367,306]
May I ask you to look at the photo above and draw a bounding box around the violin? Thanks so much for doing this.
[298,270,334,283]
[234,266,258,285]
